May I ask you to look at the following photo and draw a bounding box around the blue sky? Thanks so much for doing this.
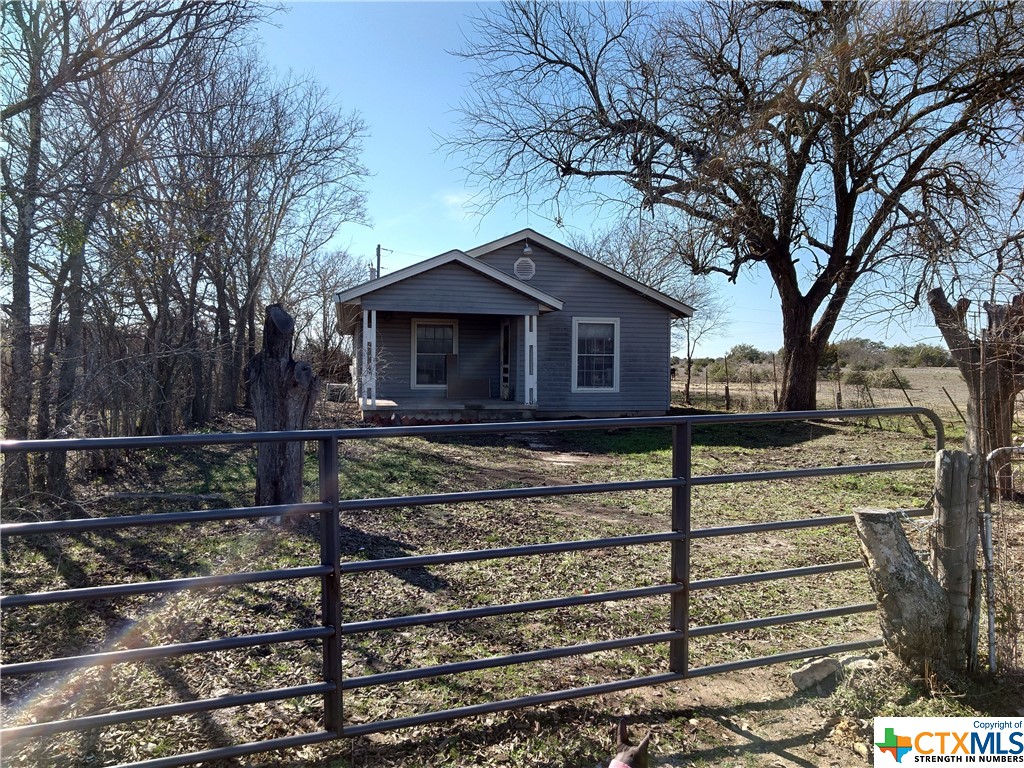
[257,2,937,357]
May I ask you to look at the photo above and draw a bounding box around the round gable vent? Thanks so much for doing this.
[514,257,536,280]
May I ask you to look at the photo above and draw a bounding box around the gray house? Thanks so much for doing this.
[334,229,692,422]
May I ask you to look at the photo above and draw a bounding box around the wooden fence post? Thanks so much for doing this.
[245,304,321,512]
[723,355,731,411]
[932,449,979,671]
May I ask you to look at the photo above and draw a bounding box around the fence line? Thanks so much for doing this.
[1,407,945,767]
[982,446,1024,677]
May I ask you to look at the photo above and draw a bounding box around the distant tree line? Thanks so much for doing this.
[1,2,369,503]
[685,339,952,386]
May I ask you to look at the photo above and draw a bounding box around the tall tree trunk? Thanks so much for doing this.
[243,300,258,407]
[212,269,236,412]
[33,262,70,488]
[46,198,100,500]
[182,254,207,428]
[778,301,824,411]
[138,305,178,435]
[2,76,42,504]
[223,306,248,411]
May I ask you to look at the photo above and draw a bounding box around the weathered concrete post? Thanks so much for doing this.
[245,304,320,511]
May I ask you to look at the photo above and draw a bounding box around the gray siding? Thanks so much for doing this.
[361,262,544,315]
[479,245,673,413]
[372,314,503,401]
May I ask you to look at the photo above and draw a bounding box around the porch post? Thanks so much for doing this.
[523,314,537,406]
[361,309,377,408]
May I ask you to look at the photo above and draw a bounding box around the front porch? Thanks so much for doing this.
[359,397,538,425]
[334,249,565,424]
[347,308,544,420]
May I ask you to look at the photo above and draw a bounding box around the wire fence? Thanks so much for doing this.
[986,447,1024,678]
[674,366,1010,435]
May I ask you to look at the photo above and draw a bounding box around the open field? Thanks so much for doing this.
[677,366,978,429]
[2,406,1022,768]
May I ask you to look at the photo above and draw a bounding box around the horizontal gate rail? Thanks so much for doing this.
[687,639,884,679]
[689,603,877,638]
[689,460,932,486]
[1,626,334,677]
[111,731,340,768]
[688,507,930,539]
[341,530,683,573]
[340,672,686,739]
[0,406,946,453]
[690,560,864,590]
[0,407,945,766]
[1,565,333,608]
[1,682,336,743]
[341,583,684,635]
[0,502,330,537]
[343,631,685,691]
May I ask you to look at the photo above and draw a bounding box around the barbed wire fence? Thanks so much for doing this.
[675,366,1024,678]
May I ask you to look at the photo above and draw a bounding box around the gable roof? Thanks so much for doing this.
[333,248,564,310]
[466,228,694,318]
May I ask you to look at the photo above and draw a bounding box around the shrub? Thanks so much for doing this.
[725,343,769,364]
[844,369,869,386]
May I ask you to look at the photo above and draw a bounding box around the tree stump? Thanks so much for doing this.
[855,508,950,676]
[245,304,320,511]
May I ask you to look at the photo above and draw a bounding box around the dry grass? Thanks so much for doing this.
[677,365,975,427]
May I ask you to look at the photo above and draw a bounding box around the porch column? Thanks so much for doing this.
[361,309,377,408]
[523,314,537,406]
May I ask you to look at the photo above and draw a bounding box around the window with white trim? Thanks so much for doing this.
[572,318,619,392]
[411,320,457,388]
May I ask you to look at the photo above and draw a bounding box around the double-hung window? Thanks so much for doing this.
[572,317,619,392]
[411,320,457,388]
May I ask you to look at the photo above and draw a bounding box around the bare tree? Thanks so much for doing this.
[929,288,1022,496]
[926,215,1023,492]
[287,249,365,384]
[100,50,368,425]
[198,60,368,411]
[1,1,264,502]
[452,1,1024,410]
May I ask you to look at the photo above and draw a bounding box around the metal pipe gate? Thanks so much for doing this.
[0,407,945,767]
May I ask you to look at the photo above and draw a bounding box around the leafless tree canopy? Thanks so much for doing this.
[452,0,1024,410]
[1,2,369,504]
